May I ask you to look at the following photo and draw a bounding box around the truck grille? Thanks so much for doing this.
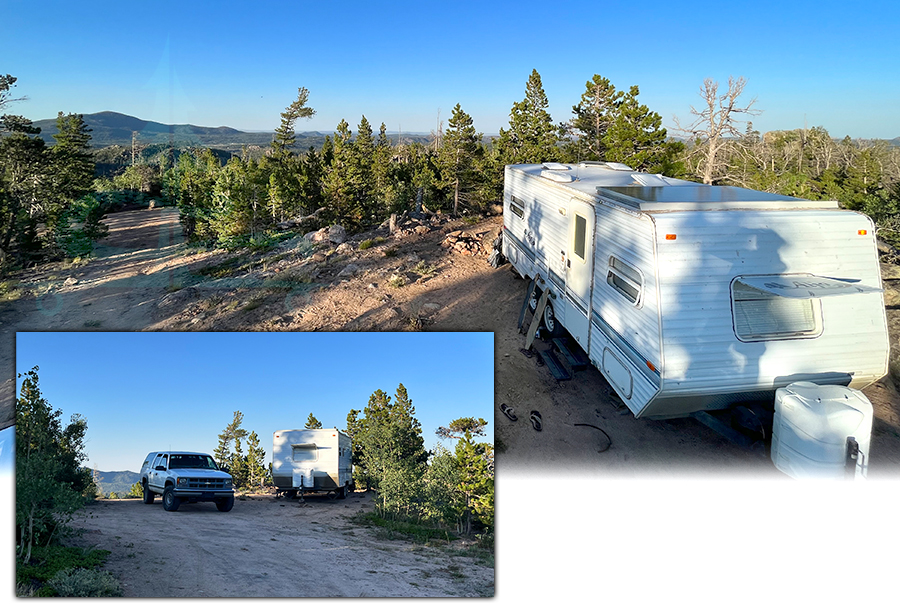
[186,478,226,489]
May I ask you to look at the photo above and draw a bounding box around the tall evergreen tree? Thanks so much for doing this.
[435,416,493,534]
[213,410,248,471]
[495,69,559,165]
[245,431,268,488]
[49,112,94,207]
[268,87,315,222]
[603,85,670,172]
[439,103,481,216]
[323,119,356,226]
[305,413,323,429]
[0,115,47,266]
[272,87,315,154]
[568,74,621,162]
[355,384,429,515]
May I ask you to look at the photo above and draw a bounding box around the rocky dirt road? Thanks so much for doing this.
[67,491,492,598]
[0,206,187,429]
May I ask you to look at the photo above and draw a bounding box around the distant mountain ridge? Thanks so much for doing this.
[33,111,434,151]
[89,469,140,497]
[34,111,279,149]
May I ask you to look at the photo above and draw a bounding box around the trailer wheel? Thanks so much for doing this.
[528,286,539,313]
[542,302,562,337]
[142,480,155,504]
[337,486,347,499]
[216,496,234,512]
[162,486,181,512]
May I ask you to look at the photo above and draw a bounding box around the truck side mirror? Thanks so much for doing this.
[155,465,166,471]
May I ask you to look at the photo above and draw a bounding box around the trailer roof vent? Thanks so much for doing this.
[632,173,670,187]
[540,169,574,183]
[541,162,570,171]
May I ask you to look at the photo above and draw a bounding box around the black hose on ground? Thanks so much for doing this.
[574,423,612,453]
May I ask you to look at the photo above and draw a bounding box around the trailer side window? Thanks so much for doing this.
[292,444,318,462]
[731,279,821,341]
[509,195,525,218]
[573,214,587,261]
[607,256,642,305]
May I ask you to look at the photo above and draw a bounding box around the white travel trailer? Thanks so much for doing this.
[502,162,889,432]
[272,429,353,498]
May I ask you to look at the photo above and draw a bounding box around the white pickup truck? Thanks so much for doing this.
[139,451,235,512]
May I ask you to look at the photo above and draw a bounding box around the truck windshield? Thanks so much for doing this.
[169,454,219,470]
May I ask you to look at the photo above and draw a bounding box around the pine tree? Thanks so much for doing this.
[272,87,315,154]
[245,431,267,488]
[436,416,494,534]
[345,408,368,490]
[439,103,481,216]
[49,112,94,208]
[568,74,621,162]
[454,434,493,534]
[496,69,560,165]
[267,87,315,223]
[0,115,48,266]
[305,413,323,429]
[603,85,670,172]
[355,385,429,515]
[348,115,376,226]
[213,410,248,472]
[323,119,356,225]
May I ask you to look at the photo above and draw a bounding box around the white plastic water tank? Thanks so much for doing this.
[771,381,873,479]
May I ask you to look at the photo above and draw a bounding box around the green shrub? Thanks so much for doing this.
[16,545,110,585]
[359,237,385,250]
[48,567,122,597]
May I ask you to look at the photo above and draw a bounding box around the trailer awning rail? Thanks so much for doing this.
[736,275,883,299]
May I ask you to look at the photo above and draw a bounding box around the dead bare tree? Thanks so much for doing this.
[674,76,762,185]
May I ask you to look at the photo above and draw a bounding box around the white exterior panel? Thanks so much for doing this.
[272,429,353,492]
[643,209,888,417]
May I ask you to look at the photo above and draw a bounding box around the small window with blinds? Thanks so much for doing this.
[607,256,642,305]
[731,278,822,341]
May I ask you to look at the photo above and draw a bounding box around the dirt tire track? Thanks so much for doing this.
[68,493,492,598]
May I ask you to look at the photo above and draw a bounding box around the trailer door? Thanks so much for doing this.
[565,198,594,346]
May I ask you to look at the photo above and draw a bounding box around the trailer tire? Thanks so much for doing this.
[528,286,539,313]
[142,480,155,505]
[162,486,181,512]
[337,485,347,499]
[216,496,234,512]
[542,302,563,337]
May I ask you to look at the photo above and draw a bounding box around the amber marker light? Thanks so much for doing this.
[858,230,868,235]
[665,234,677,240]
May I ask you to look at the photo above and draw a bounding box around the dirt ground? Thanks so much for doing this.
[65,491,492,598]
[3,204,900,476]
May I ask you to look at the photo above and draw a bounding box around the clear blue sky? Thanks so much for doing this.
[2,0,898,138]
[12,332,494,472]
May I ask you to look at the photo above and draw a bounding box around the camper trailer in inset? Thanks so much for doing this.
[502,162,889,475]
[272,429,353,498]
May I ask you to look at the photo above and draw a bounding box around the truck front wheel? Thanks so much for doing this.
[162,486,181,512]
[216,496,234,512]
[142,481,155,504]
